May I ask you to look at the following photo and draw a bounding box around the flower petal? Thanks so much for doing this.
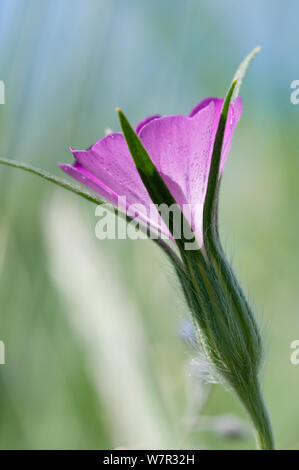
[135,115,161,135]
[59,162,118,204]
[70,133,152,207]
[190,96,242,172]
[189,96,223,118]
[220,96,242,172]
[138,98,242,243]
[62,136,170,238]
[138,102,216,241]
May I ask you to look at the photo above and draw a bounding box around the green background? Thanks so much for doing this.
[0,0,298,449]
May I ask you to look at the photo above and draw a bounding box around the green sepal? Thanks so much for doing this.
[0,157,182,266]
[203,46,261,247]
[202,79,237,245]
[117,108,198,252]
[232,46,261,100]
[0,157,104,206]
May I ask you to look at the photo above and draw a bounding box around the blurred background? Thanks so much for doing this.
[0,0,298,450]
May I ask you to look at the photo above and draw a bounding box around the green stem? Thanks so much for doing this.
[238,378,274,450]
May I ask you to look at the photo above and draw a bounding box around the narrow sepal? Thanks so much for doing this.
[203,46,261,247]
[203,79,237,245]
[117,108,197,250]
[232,46,261,100]
[0,157,104,205]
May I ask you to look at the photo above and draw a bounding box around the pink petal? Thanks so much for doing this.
[189,96,223,118]
[220,96,242,172]
[59,162,118,204]
[190,96,243,172]
[135,115,161,135]
[62,136,170,238]
[138,102,216,242]
[138,97,242,243]
[70,133,152,207]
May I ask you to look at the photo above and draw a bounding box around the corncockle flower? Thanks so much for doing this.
[0,47,274,449]
[59,96,241,248]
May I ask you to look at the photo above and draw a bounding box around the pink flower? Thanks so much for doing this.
[60,97,242,245]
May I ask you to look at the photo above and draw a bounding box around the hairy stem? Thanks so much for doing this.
[238,378,274,450]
